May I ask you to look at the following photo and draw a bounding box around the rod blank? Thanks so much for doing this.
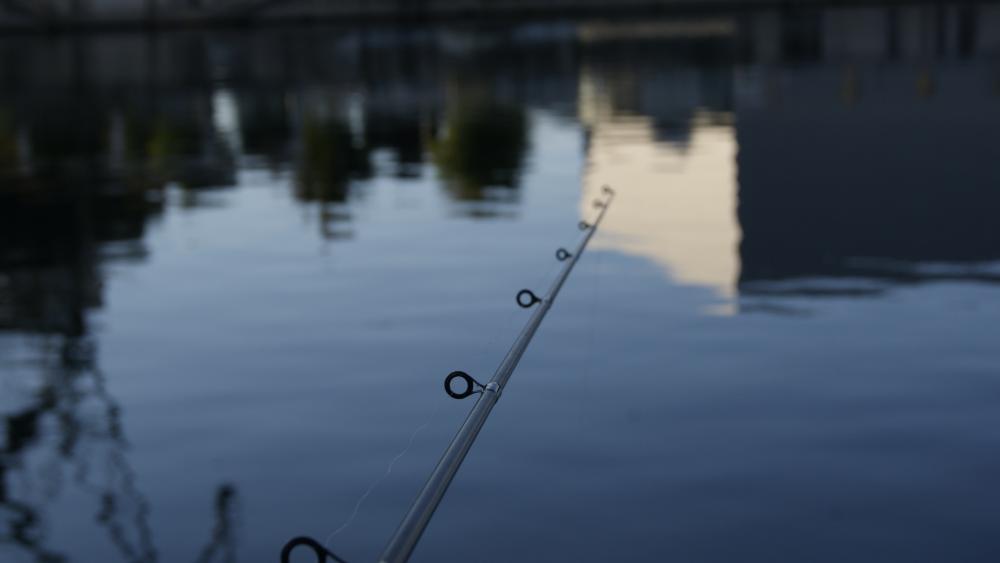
[281,187,615,563]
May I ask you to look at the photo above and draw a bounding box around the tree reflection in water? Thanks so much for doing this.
[0,336,242,562]
[294,115,371,240]
[430,96,528,217]
[0,173,239,561]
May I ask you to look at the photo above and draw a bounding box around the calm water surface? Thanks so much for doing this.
[3,5,1000,562]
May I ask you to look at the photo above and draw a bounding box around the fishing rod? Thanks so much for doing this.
[282,186,616,563]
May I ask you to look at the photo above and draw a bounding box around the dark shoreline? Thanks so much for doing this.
[0,0,981,36]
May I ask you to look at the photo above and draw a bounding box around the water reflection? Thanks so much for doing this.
[2,3,1000,561]
[735,4,1000,299]
[0,107,230,560]
[584,114,740,314]
[579,41,740,312]
[295,115,368,239]
[0,329,149,562]
[431,95,529,216]
[362,109,425,179]
[195,485,239,563]
[0,250,237,562]
[579,4,1000,308]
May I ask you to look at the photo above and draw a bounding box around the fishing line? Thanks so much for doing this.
[324,399,444,545]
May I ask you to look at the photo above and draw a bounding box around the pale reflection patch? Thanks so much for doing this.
[582,114,740,315]
[212,89,243,154]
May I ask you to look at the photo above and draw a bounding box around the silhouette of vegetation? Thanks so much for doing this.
[0,112,17,174]
[363,110,425,178]
[295,116,370,204]
[0,182,236,562]
[430,99,529,202]
[239,94,291,169]
[195,484,239,563]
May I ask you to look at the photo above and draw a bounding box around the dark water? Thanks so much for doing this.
[3,4,1000,562]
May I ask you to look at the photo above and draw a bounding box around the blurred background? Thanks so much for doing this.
[2,2,1000,562]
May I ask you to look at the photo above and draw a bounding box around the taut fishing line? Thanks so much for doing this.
[324,399,443,544]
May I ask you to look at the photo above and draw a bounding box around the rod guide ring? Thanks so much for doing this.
[578,221,591,231]
[280,536,348,563]
[516,289,541,308]
[555,248,572,261]
[445,371,482,400]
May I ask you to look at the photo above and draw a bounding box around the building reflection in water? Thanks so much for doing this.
[578,24,741,313]
[735,4,1000,300]
[2,2,1000,559]
[580,4,1000,312]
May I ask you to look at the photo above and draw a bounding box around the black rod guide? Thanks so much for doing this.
[282,186,616,563]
